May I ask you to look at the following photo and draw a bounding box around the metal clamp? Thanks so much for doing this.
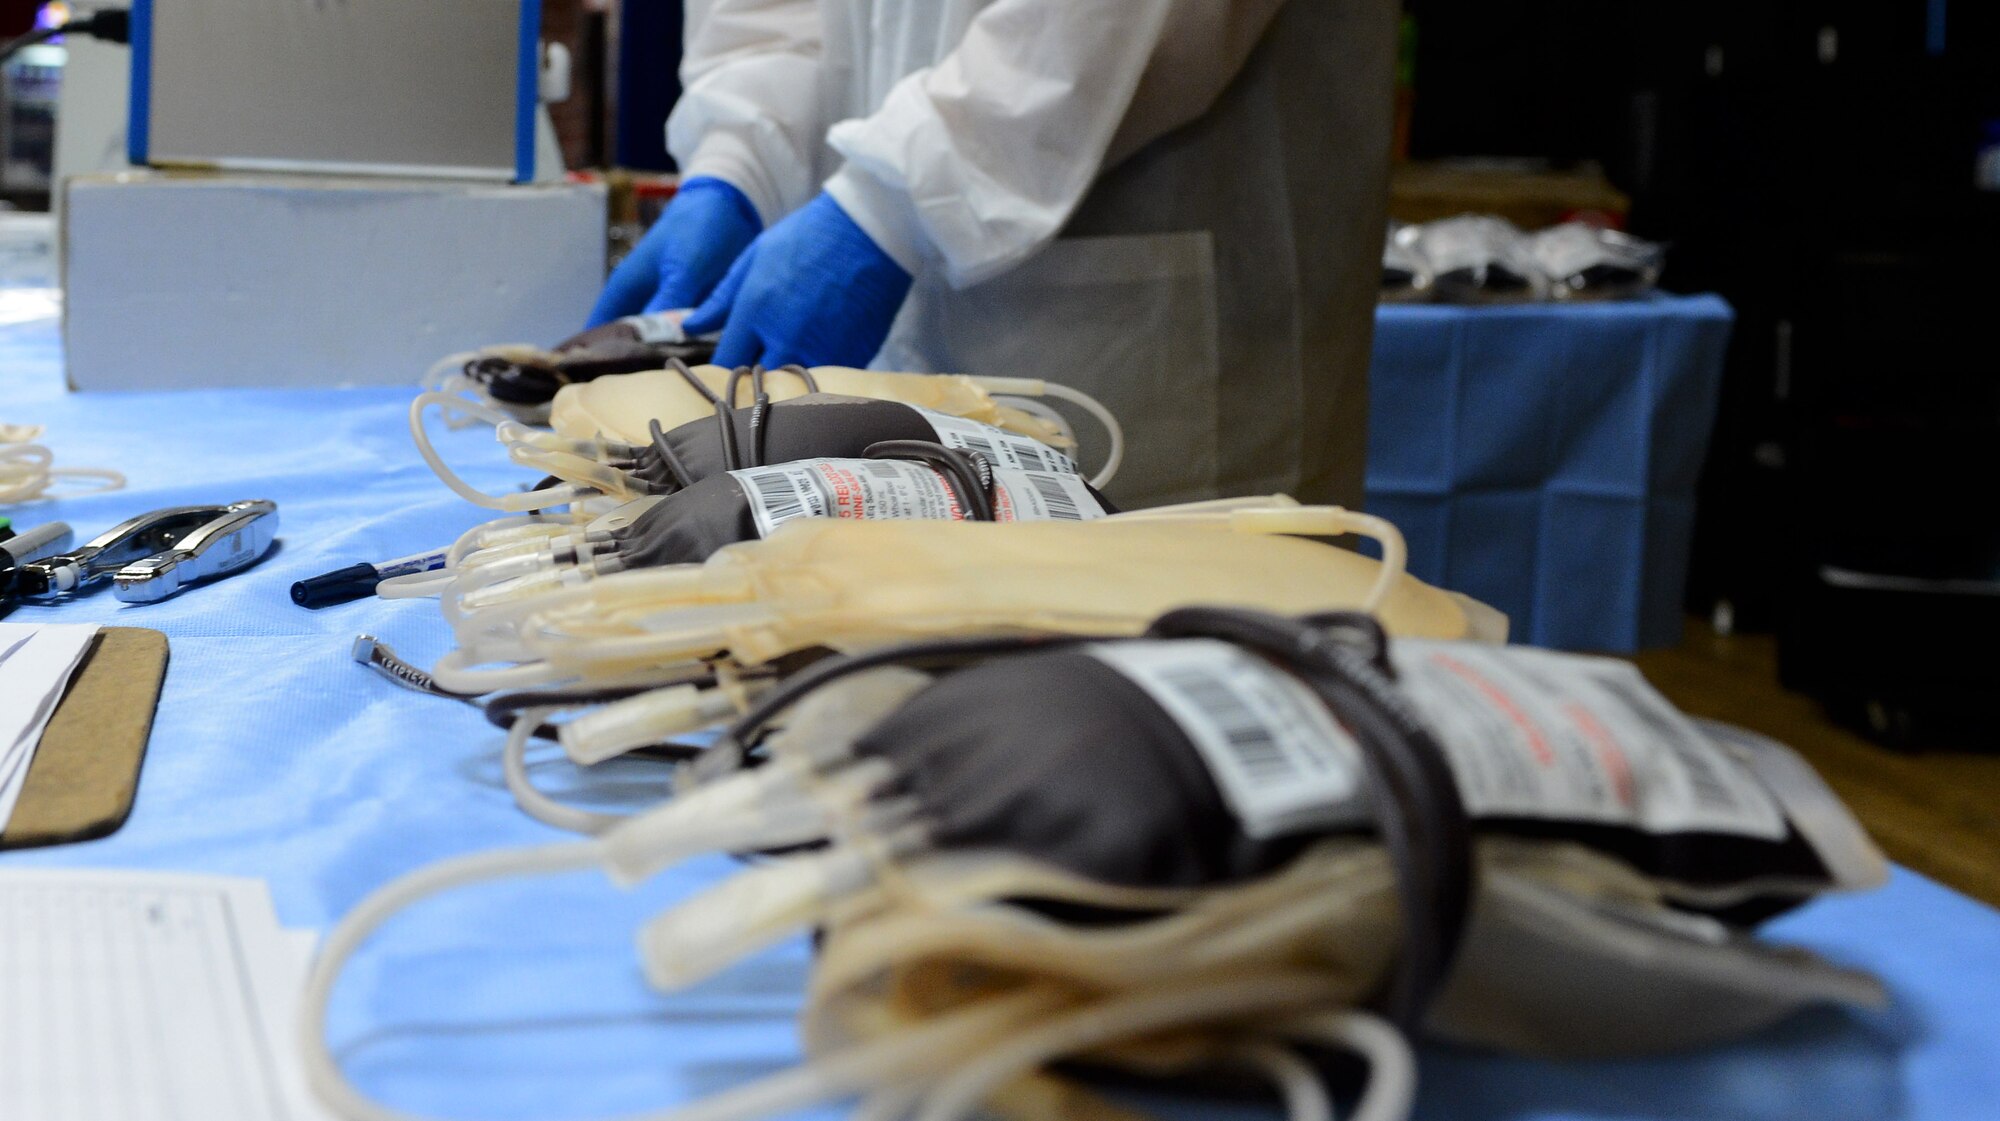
[12,500,278,603]
[113,500,279,603]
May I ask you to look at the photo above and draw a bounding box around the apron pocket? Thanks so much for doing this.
[877,230,1223,508]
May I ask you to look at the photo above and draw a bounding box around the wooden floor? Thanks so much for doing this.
[1629,621,2000,908]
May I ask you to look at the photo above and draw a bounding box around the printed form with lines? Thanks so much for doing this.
[0,870,327,1121]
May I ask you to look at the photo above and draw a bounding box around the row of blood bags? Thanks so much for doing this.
[297,350,1887,1121]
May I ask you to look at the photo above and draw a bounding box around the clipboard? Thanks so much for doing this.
[0,627,170,851]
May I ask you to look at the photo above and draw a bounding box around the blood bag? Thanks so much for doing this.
[430,511,1498,694]
[424,310,718,424]
[304,611,1886,1121]
[548,364,1116,480]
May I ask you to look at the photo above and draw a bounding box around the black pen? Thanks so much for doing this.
[291,548,451,609]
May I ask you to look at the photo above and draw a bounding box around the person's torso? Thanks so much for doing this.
[808,0,1389,511]
[813,0,988,181]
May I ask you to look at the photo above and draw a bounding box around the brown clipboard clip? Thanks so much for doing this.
[0,627,169,850]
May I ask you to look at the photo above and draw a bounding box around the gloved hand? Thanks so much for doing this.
[683,192,913,369]
[586,177,762,328]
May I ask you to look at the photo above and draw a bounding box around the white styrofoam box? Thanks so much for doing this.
[62,171,605,391]
[138,0,530,180]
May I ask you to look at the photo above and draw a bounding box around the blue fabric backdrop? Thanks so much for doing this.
[3,311,1995,1121]
[1367,295,1734,652]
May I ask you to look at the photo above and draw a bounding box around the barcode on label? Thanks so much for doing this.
[991,469,1103,522]
[1025,473,1083,520]
[750,472,807,522]
[1012,441,1060,473]
[910,406,1078,474]
[1088,640,1366,839]
[1154,666,1294,786]
[731,462,840,536]
[861,461,909,480]
[956,433,1000,464]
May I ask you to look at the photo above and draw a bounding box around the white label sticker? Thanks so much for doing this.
[1390,642,1787,840]
[620,309,691,344]
[1088,640,1367,840]
[991,468,1105,522]
[910,406,1078,475]
[731,459,1102,538]
[1091,638,1790,842]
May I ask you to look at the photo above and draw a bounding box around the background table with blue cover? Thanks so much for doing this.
[3,308,1997,1121]
[1366,295,1734,653]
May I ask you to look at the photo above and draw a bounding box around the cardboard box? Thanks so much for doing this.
[62,171,605,391]
[1389,161,1630,229]
[131,0,535,181]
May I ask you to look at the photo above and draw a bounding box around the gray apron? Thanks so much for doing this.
[874,0,1397,509]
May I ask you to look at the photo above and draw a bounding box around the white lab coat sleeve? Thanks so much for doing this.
[823,0,1287,288]
[667,0,825,226]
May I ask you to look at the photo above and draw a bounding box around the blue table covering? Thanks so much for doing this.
[1366,295,1733,653]
[4,312,1997,1121]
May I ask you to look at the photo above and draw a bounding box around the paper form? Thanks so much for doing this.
[0,869,329,1121]
[0,623,102,830]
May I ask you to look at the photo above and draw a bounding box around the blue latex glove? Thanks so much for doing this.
[585,177,762,328]
[683,192,913,369]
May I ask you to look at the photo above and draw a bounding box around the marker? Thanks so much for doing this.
[0,522,72,618]
[0,521,74,569]
[290,548,449,609]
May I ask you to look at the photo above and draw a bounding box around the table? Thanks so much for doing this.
[4,312,1997,1120]
[1366,295,1733,653]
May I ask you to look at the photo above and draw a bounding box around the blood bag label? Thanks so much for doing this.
[1391,642,1786,840]
[620,309,692,344]
[1092,638,1788,842]
[732,459,1103,538]
[910,406,1078,475]
[1088,640,1366,839]
[990,469,1104,522]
